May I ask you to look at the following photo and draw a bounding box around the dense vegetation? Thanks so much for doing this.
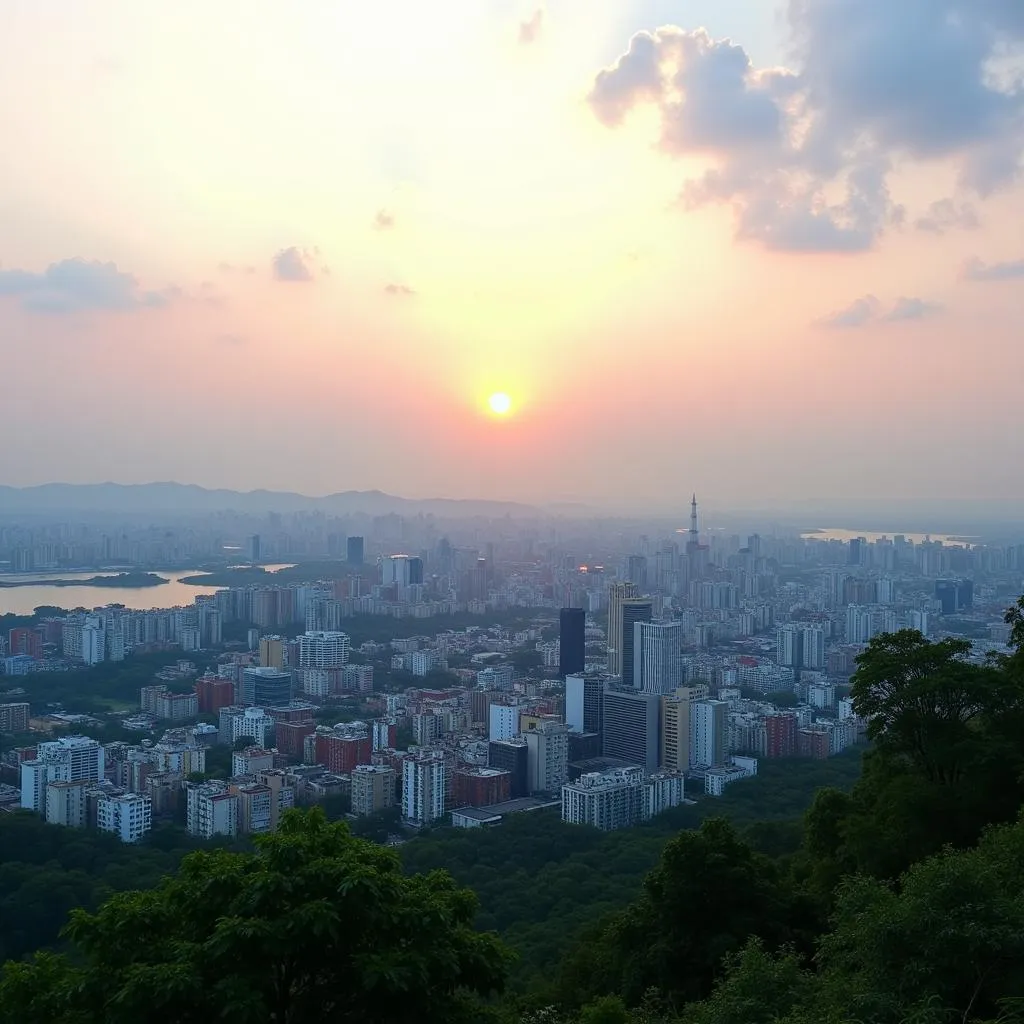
[2,598,1023,1023]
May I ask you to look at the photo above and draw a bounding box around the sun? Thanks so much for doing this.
[488,392,512,416]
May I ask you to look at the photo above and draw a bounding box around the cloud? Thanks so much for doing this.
[271,247,317,282]
[215,333,247,346]
[374,209,395,230]
[818,295,880,329]
[518,8,544,45]
[962,256,1024,281]
[384,283,415,296]
[0,258,175,313]
[218,261,256,275]
[589,4,1024,252]
[881,296,944,322]
[817,294,942,328]
[915,198,980,234]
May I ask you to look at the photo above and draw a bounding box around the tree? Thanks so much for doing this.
[0,808,510,1024]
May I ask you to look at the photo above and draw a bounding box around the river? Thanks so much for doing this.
[0,565,294,616]
[801,529,973,545]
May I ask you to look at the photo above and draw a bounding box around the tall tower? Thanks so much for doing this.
[687,495,699,554]
[607,582,640,677]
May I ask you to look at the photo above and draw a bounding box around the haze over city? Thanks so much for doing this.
[1,1,1022,514]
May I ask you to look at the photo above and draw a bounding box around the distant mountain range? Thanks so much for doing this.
[0,482,554,518]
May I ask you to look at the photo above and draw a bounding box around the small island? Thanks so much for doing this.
[0,572,169,589]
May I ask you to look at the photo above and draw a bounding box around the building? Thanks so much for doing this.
[45,779,87,827]
[20,736,105,812]
[140,685,198,723]
[96,792,152,843]
[476,664,514,691]
[220,706,274,748]
[525,720,569,795]
[620,600,653,689]
[298,631,351,669]
[660,685,708,771]
[381,554,424,589]
[313,725,371,774]
[259,636,286,669]
[565,672,606,735]
[765,712,798,758]
[351,764,396,816]
[347,535,364,565]
[402,753,446,825]
[232,746,275,776]
[0,702,30,733]
[2,655,34,676]
[241,667,293,707]
[558,608,586,678]
[606,581,640,677]
[601,686,661,773]
[634,620,683,695]
[690,699,728,769]
[275,719,316,760]
[561,766,685,831]
[488,738,528,798]
[8,627,42,660]
[453,766,511,808]
[232,783,273,834]
[186,782,238,838]
[705,756,758,796]
[488,702,520,742]
[195,676,235,714]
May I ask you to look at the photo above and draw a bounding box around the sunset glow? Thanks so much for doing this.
[0,1,1021,510]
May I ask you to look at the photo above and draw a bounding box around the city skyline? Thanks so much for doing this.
[1,2,1023,507]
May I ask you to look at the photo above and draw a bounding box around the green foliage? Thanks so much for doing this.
[0,808,511,1024]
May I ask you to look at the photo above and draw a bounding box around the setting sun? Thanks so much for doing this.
[488,392,512,416]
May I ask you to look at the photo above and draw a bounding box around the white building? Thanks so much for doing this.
[402,754,446,825]
[488,703,520,743]
[633,620,683,695]
[21,736,106,812]
[81,623,105,665]
[186,782,239,838]
[230,707,274,747]
[476,664,514,691]
[44,780,87,827]
[299,631,351,669]
[704,755,758,797]
[808,682,836,710]
[97,792,153,843]
[561,767,685,831]
[525,720,569,794]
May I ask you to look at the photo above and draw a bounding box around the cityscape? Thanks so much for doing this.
[3,493,1018,845]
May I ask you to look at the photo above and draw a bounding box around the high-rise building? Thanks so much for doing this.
[606,582,640,677]
[690,699,728,769]
[565,671,607,734]
[351,765,396,816]
[347,536,364,566]
[96,792,152,843]
[620,600,653,690]
[248,535,262,563]
[601,686,661,773]
[453,767,511,808]
[45,780,87,827]
[802,626,826,670]
[525,720,569,795]
[660,685,708,771]
[259,636,286,669]
[634,620,683,694]
[298,631,351,669]
[488,702,520,743]
[765,712,798,758]
[561,766,685,831]
[241,667,293,707]
[21,736,105,811]
[402,753,447,825]
[186,782,238,838]
[558,607,586,678]
[488,738,528,798]
[381,555,422,589]
[0,702,30,733]
[776,624,803,668]
[8,627,42,660]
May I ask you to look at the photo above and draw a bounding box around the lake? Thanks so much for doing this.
[0,565,294,616]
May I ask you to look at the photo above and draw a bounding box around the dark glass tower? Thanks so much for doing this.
[620,599,653,689]
[346,536,364,566]
[559,607,586,678]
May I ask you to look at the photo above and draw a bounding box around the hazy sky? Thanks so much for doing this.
[1,1,1022,511]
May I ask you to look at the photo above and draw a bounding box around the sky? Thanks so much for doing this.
[1,0,1023,513]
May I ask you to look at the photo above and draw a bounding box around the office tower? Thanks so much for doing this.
[248,535,262,563]
[402,753,447,825]
[935,579,974,616]
[241,667,293,707]
[298,630,351,668]
[382,555,420,588]
[259,635,285,669]
[620,600,653,689]
[525,720,569,794]
[634,620,683,694]
[660,685,707,771]
[626,555,648,589]
[488,738,528,798]
[689,699,727,769]
[565,671,607,734]
[559,607,586,678]
[408,556,424,585]
[347,536,364,566]
[601,686,661,773]
[606,582,640,677]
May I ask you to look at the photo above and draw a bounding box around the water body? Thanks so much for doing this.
[0,565,294,616]
[802,529,972,546]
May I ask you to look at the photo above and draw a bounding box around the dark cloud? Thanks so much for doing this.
[881,296,943,322]
[374,210,395,230]
[818,296,880,329]
[962,256,1024,281]
[272,247,316,282]
[518,8,544,45]
[915,198,980,234]
[384,283,415,296]
[589,4,1024,252]
[0,258,175,314]
[817,294,942,328]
